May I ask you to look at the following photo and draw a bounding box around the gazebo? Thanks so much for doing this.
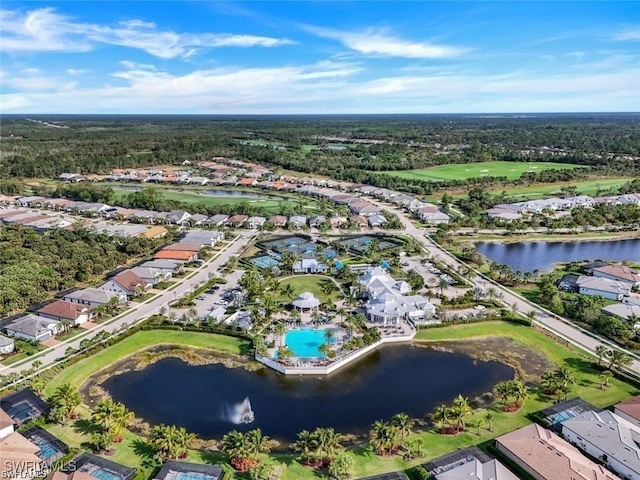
[291,292,321,312]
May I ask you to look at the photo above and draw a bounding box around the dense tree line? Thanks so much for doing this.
[0,224,164,316]
[2,116,639,185]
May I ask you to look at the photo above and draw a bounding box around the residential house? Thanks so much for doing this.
[268,215,287,227]
[293,258,328,274]
[329,216,347,228]
[140,259,184,274]
[99,270,149,297]
[496,423,619,480]
[166,210,192,225]
[614,396,640,429]
[420,211,451,224]
[226,215,248,227]
[15,196,46,208]
[592,265,640,287]
[358,267,435,325]
[154,250,198,262]
[0,335,15,355]
[349,215,368,228]
[434,457,518,480]
[562,410,639,480]
[348,201,380,216]
[237,177,258,187]
[187,213,209,225]
[308,215,327,228]
[37,300,93,326]
[187,177,209,186]
[208,214,229,226]
[0,409,42,480]
[204,307,227,324]
[601,302,640,324]
[576,276,632,301]
[247,216,266,229]
[141,226,168,239]
[163,243,203,252]
[129,266,172,286]
[153,461,225,480]
[558,274,580,292]
[486,208,523,221]
[63,288,126,307]
[289,215,307,228]
[180,230,224,247]
[4,315,61,342]
[367,214,387,227]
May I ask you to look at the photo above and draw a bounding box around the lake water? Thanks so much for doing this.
[102,345,513,441]
[476,238,640,272]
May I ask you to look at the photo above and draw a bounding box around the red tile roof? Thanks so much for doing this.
[154,250,196,260]
[112,270,148,290]
[37,300,92,320]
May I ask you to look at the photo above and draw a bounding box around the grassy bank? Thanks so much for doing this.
[460,230,640,243]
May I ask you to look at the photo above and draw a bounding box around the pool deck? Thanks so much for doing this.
[258,320,416,375]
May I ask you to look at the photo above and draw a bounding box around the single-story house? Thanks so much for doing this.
[420,211,451,224]
[164,210,191,225]
[576,275,632,301]
[4,315,61,342]
[140,259,184,274]
[237,177,258,187]
[614,395,640,429]
[289,215,307,228]
[37,300,93,326]
[348,201,380,216]
[329,216,347,228]
[181,230,224,247]
[63,288,127,307]
[593,265,640,287]
[293,258,329,274]
[129,266,172,285]
[308,215,327,228]
[496,423,618,480]
[558,273,580,292]
[204,307,227,323]
[247,216,266,229]
[601,302,640,323]
[226,215,248,227]
[367,214,387,227]
[154,250,198,262]
[141,226,168,239]
[187,177,209,186]
[349,215,368,227]
[562,410,639,480]
[187,213,209,225]
[0,418,42,479]
[99,270,149,297]
[486,208,523,221]
[163,243,202,252]
[208,214,229,226]
[0,335,15,355]
[269,215,287,227]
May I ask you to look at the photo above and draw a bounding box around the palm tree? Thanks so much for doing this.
[273,321,287,347]
[50,383,82,420]
[431,404,451,432]
[323,329,335,344]
[294,430,316,465]
[318,343,334,358]
[281,284,296,301]
[484,411,495,432]
[494,381,512,407]
[30,376,45,397]
[246,428,272,458]
[595,345,609,366]
[510,380,529,407]
[149,424,180,464]
[91,429,116,453]
[599,370,613,389]
[391,413,414,440]
[437,278,449,296]
[336,307,347,324]
[92,398,118,434]
[451,394,473,431]
[111,403,135,442]
[554,366,576,393]
[315,427,344,463]
[369,420,399,456]
[526,310,537,323]
[476,416,486,435]
[175,427,196,458]
[608,350,633,372]
[221,430,252,471]
[486,287,498,303]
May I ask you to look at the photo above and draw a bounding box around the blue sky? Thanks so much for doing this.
[1,1,638,113]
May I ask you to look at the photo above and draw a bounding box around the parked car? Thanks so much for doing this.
[197,295,206,300]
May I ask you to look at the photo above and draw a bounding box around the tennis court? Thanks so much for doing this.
[338,235,399,254]
[249,255,282,268]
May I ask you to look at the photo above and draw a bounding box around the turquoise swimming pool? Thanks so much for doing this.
[283,328,335,358]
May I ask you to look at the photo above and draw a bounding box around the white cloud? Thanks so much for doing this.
[0,7,294,58]
[305,25,466,59]
[67,68,90,75]
[612,27,640,41]
[1,62,637,114]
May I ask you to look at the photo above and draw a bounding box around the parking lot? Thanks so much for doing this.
[402,255,469,301]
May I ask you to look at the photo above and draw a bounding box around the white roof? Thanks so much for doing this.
[292,291,321,308]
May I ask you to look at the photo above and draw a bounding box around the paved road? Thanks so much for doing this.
[365,197,640,375]
[1,234,252,376]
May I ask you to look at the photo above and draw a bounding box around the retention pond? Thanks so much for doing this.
[101,344,514,441]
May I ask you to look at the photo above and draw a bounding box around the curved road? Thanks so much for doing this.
[365,197,640,376]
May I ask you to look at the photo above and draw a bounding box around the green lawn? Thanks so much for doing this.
[276,275,342,303]
[44,331,249,397]
[380,161,583,182]
[40,323,638,480]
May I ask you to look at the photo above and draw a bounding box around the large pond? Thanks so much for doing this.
[476,238,640,272]
[102,345,513,441]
